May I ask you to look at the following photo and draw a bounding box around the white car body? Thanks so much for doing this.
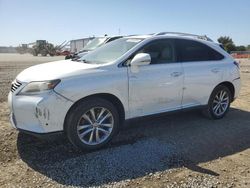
[8,33,241,135]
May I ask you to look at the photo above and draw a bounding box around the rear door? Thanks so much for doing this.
[176,39,225,107]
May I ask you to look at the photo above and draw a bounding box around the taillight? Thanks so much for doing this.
[233,61,240,69]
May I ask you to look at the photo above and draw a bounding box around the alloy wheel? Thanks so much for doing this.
[77,107,114,145]
[212,90,229,116]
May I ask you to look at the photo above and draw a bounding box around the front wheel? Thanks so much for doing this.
[203,85,232,119]
[65,98,120,150]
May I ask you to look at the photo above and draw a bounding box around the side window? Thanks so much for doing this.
[137,39,176,65]
[177,39,224,62]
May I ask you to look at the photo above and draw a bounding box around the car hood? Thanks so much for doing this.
[16,60,100,82]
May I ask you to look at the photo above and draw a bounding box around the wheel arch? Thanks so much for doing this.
[63,93,125,131]
[214,81,235,102]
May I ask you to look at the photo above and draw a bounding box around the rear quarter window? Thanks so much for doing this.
[176,39,224,62]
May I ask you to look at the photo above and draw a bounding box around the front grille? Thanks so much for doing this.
[11,80,22,92]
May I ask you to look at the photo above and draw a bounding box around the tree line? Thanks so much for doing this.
[217,36,250,53]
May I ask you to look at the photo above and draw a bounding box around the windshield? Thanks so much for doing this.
[80,38,143,64]
[82,37,107,51]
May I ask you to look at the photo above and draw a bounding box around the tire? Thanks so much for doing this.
[65,98,120,150]
[203,85,232,119]
[65,55,72,60]
[32,51,38,56]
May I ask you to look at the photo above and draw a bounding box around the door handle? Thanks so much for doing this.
[211,68,220,73]
[171,72,182,77]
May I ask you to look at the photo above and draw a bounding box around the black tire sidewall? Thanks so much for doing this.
[207,85,232,119]
[65,98,120,150]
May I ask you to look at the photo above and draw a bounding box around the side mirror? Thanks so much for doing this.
[130,53,151,66]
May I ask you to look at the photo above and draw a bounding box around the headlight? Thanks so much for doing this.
[18,79,61,95]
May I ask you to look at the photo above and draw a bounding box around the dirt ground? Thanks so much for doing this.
[0,53,250,188]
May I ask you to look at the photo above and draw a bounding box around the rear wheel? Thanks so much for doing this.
[65,98,119,150]
[203,85,232,119]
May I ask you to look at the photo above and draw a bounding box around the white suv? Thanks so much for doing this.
[8,32,241,150]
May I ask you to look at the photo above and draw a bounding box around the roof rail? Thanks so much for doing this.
[154,32,213,42]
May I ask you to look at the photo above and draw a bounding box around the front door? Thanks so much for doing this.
[128,39,184,118]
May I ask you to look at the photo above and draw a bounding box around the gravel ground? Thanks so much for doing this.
[0,54,250,187]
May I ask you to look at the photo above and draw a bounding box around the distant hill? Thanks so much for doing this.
[0,46,17,53]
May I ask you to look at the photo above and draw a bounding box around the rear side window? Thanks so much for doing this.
[176,39,224,62]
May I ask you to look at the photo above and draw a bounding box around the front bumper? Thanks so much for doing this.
[17,128,64,140]
[9,112,17,129]
[8,90,73,134]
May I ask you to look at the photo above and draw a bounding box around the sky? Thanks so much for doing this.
[0,0,250,46]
